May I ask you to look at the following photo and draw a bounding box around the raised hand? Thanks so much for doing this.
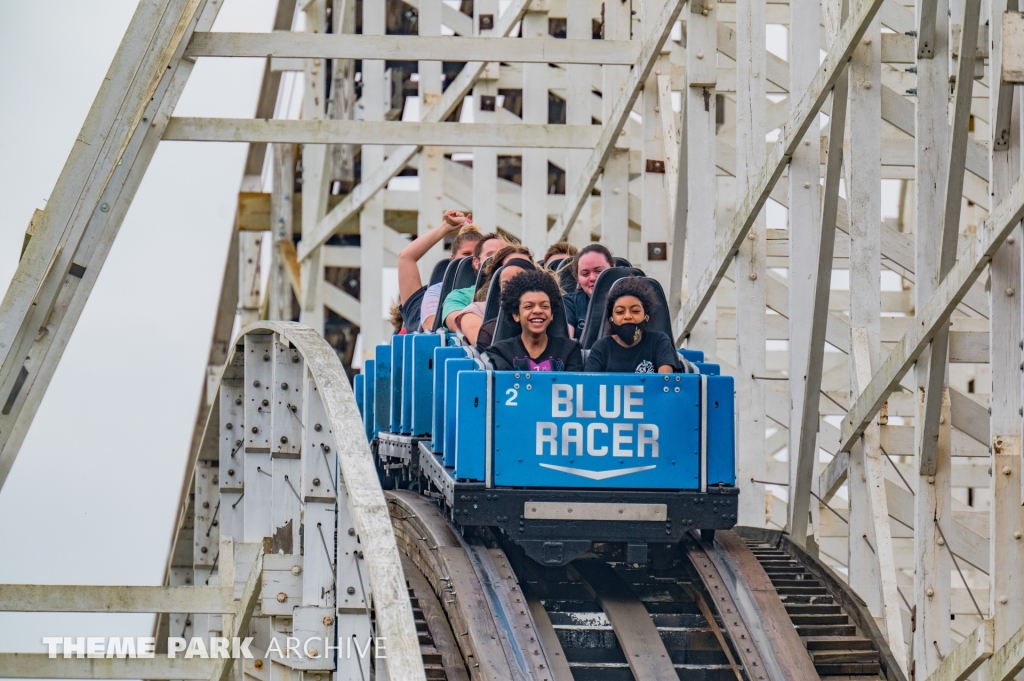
[442,209,468,230]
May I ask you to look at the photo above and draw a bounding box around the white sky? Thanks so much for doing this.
[0,0,277,652]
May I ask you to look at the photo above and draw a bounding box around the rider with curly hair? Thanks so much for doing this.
[486,270,583,372]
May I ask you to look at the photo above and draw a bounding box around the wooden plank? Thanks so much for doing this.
[787,0,822,516]
[546,0,686,243]
[675,0,886,341]
[186,32,642,64]
[979,619,1024,680]
[401,554,471,681]
[947,620,998,675]
[573,559,678,681]
[712,532,822,679]
[845,0,884,619]
[0,655,217,680]
[788,4,851,542]
[521,3,550,255]
[1003,13,1024,82]
[853,329,907,672]
[297,0,532,261]
[164,118,603,148]
[918,0,983,477]
[733,0,767,529]
[839,171,1024,453]
[681,0,719,356]
[0,0,216,490]
[0,585,235,613]
[211,543,264,681]
[527,597,575,681]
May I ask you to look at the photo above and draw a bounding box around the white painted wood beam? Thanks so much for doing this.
[546,0,686,243]
[838,156,1024,455]
[681,0,718,356]
[788,36,851,543]
[923,619,994,681]
[988,0,1024,652]
[164,118,602,148]
[297,0,532,261]
[786,0,821,524]
[0,655,218,680]
[186,32,642,64]
[0,585,236,613]
[674,0,886,342]
[978,620,1024,680]
[913,0,952,664]
[0,0,219,491]
[918,0,982,477]
[733,0,767,527]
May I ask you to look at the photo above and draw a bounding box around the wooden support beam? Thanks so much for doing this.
[297,0,531,261]
[0,656,217,680]
[787,0,822,531]
[734,0,768,527]
[918,0,982,476]
[164,118,603,148]
[788,37,850,543]
[839,171,1024,454]
[852,329,907,672]
[0,585,235,613]
[210,545,263,681]
[924,619,994,681]
[573,560,679,681]
[546,0,686,243]
[675,0,886,342]
[186,32,642,64]
[0,0,218,491]
[979,620,1024,680]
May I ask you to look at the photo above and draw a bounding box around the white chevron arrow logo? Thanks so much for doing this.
[538,463,657,480]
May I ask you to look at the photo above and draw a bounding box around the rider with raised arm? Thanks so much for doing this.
[397,209,482,332]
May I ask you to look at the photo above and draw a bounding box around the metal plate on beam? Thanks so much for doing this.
[523,501,667,521]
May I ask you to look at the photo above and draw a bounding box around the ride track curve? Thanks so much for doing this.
[168,323,903,681]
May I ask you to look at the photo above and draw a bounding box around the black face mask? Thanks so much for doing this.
[609,317,648,345]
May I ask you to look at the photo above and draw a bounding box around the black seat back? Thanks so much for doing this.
[428,259,449,286]
[430,257,470,331]
[557,256,578,292]
[474,257,492,295]
[578,267,644,349]
[614,257,633,268]
[454,256,478,290]
[640,277,673,339]
[480,265,506,329]
[492,280,570,345]
[546,256,567,272]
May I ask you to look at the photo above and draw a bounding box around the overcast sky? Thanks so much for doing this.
[0,0,278,652]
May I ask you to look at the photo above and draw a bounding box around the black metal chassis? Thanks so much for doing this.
[373,433,739,565]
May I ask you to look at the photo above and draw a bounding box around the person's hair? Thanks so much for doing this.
[472,232,505,259]
[388,301,404,334]
[450,224,483,256]
[604,277,657,323]
[577,243,614,267]
[474,245,534,302]
[500,270,563,327]
[543,242,578,265]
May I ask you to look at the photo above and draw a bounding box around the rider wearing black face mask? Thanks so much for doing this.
[584,277,684,374]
